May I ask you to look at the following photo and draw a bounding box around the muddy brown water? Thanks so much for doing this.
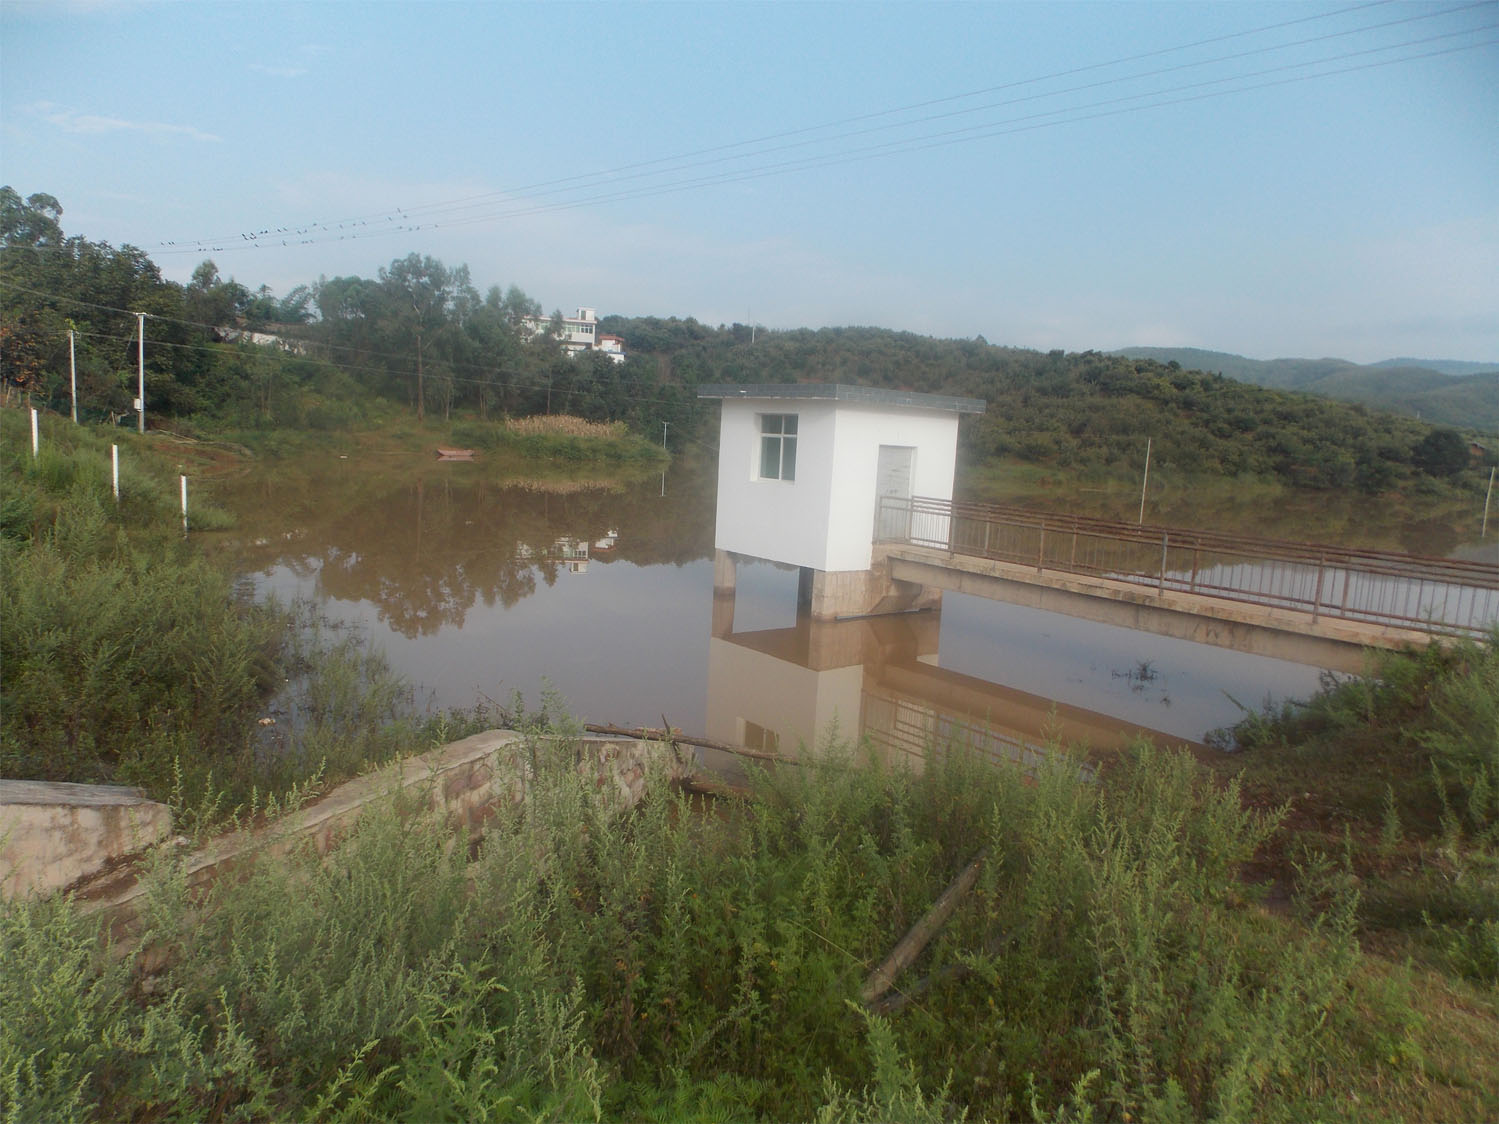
[206,453,1494,768]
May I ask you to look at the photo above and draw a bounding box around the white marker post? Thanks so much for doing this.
[30,408,39,458]
[180,475,188,534]
[112,444,120,502]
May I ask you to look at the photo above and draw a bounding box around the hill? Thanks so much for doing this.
[601,319,1494,494]
[1111,347,1499,431]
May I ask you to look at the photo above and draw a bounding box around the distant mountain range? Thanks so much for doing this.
[1110,348,1499,433]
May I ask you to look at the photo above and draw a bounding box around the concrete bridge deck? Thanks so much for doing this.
[880,543,1434,673]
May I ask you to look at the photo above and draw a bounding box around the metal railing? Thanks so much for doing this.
[875,496,1499,639]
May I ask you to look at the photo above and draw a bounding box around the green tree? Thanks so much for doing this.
[1413,428,1470,478]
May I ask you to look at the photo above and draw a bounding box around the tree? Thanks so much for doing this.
[378,254,472,421]
[1413,428,1469,478]
[0,187,63,248]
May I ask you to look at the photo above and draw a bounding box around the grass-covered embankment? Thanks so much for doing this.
[194,408,672,470]
[1211,636,1499,984]
[0,727,1405,1121]
[0,407,488,832]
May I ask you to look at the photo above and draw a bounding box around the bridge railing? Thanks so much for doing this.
[875,495,1499,639]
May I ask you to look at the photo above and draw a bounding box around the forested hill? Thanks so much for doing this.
[2,185,1490,499]
[604,318,1493,495]
[1112,346,1499,431]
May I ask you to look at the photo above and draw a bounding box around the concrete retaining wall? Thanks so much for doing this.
[1,780,174,901]
[2,730,681,935]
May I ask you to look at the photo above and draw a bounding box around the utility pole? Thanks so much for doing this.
[68,327,78,423]
[1138,437,1152,525]
[135,312,146,434]
[1484,465,1495,539]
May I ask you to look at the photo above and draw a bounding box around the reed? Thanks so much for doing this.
[505,414,626,439]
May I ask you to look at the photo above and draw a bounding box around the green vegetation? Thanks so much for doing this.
[1,187,695,447]
[1115,346,1499,432]
[4,187,1497,1124]
[1210,636,1499,985]
[0,408,488,832]
[604,318,1496,496]
[6,704,1497,1122]
[5,186,1492,503]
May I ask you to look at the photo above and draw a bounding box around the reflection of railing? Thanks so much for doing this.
[861,689,1050,774]
[876,496,1499,639]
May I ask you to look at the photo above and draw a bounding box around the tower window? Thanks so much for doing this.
[759,414,797,480]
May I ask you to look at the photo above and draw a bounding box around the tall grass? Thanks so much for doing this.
[1,409,493,832]
[2,728,1392,1122]
[448,417,667,466]
[1212,634,1499,991]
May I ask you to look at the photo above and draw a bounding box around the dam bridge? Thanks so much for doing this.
[699,383,1498,676]
[870,496,1498,673]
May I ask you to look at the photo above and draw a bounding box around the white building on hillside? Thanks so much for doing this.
[521,306,625,362]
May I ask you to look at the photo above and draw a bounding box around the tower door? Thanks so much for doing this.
[875,445,915,540]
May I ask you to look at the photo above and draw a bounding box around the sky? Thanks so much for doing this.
[2,1,1496,364]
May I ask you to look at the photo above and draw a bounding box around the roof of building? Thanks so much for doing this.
[697,382,985,414]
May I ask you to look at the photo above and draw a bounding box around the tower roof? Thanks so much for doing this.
[696,383,985,414]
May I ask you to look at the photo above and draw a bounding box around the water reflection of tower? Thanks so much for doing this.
[694,384,1187,779]
[705,585,1184,782]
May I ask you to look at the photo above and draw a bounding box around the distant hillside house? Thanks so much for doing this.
[521,306,625,362]
[598,334,626,363]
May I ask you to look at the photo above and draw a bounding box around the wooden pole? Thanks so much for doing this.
[861,849,988,1005]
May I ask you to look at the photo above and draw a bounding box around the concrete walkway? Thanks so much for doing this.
[881,544,1435,673]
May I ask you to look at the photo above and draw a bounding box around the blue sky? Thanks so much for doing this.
[3,1,1496,363]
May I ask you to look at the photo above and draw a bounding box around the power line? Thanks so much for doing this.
[151,29,1492,255]
[42,316,698,411]
[146,1,1484,255]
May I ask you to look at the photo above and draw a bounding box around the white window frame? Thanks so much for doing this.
[758,413,798,481]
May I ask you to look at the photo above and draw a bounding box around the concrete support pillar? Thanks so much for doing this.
[712,549,737,638]
[713,549,738,597]
[804,558,942,621]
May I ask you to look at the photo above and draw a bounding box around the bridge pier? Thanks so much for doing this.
[714,549,941,625]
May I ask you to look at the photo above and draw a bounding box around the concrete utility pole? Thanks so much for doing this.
[135,312,146,434]
[1138,437,1152,524]
[68,328,77,423]
[1484,465,1495,539]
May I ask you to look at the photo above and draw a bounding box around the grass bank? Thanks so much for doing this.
[188,407,670,469]
[961,458,1492,554]
[0,725,1423,1122]
[0,407,492,834]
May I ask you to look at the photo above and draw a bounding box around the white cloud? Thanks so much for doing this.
[34,101,221,143]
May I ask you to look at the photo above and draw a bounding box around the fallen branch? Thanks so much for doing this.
[583,723,799,766]
[861,849,989,1006]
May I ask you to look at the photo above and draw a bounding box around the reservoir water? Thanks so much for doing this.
[212,452,1480,767]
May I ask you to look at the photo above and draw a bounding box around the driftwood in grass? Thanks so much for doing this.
[861,849,989,1006]
[583,723,799,766]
